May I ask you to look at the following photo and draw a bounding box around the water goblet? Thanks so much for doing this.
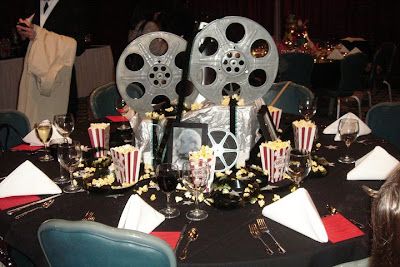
[286,149,312,187]
[299,97,317,121]
[115,95,131,131]
[338,118,359,164]
[34,120,54,162]
[156,163,180,219]
[182,162,210,221]
[58,141,82,193]
[53,114,75,142]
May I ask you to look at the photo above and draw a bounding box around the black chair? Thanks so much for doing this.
[366,102,400,149]
[38,219,177,267]
[0,110,30,151]
[324,53,368,119]
[89,82,120,119]
[368,42,397,102]
[278,52,314,88]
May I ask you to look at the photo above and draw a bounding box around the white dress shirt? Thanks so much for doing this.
[40,0,59,27]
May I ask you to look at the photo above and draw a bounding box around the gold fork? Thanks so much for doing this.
[83,211,95,221]
[256,218,286,254]
[248,223,274,255]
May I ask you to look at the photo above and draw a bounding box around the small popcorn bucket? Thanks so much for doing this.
[110,145,142,185]
[88,123,110,158]
[259,144,291,183]
[189,156,216,193]
[267,106,282,130]
[292,121,317,153]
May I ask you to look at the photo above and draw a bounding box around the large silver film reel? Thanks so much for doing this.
[116,32,197,114]
[190,16,279,104]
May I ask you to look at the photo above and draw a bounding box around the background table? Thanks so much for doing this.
[0,117,399,267]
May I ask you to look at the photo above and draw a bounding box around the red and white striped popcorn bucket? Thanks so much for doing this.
[88,124,110,158]
[110,146,141,185]
[293,124,316,153]
[259,145,291,183]
[189,156,216,193]
[267,106,282,130]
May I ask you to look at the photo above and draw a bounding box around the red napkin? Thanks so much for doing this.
[322,213,365,243]
[0,195,41,210]
[10,144,43,151]
[151,231,180,249]
[106,115,128,122]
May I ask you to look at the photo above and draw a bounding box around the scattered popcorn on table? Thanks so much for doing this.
[184,191,192,198]
[291,186,297,192]
[191,102,203,111]
[150,194,156,201]
[175,196,183,203]
[272,194,281,202]
[258,199,265,207]
[316,143,321,148]
[165,106,174,112]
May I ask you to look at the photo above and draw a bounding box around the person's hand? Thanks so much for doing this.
[16,18,36,40]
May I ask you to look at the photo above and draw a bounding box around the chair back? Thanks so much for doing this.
[262,82,314,115]
[370,42,397,82]
[366,102,400,149]
[0,110,30,151]
[338,52,368,95]
[89,82,120,119]
[278,52,314,88]
[38,219,177,267]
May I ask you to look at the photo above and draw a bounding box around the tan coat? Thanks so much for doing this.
[17,25,77,126]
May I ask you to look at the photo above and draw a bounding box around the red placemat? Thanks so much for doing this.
[0,195,41,210]
[106,115,128,122]
[10,144,43,151]
[151,231,180,249]
[322,213,365,243]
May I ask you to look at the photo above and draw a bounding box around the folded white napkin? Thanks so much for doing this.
[118,194,165,234]
[348,47,362,55]
[0,160,61,198]
[327,49,344,60]
[338,44,349,54]
[323,112,371,141]
[23,125,63,146]
[347,146,400,180]
[262,188,328,243]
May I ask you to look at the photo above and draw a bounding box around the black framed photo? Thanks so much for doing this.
[168,122,208,169]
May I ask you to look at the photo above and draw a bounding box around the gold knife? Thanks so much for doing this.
[174,221,191,253]
[6,194,62,215]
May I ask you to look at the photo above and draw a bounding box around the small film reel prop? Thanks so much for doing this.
[208,129,240,172]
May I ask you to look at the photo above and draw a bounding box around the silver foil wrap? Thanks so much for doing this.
[182,103,259,166]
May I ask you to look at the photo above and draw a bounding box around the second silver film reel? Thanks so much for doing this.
[190,16,279,105]
[116,32,197,114]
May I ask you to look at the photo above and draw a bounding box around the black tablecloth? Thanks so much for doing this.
[1,117,399,267]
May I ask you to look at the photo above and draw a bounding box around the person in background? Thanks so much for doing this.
[16,0,87,125]
[371,166,400,267]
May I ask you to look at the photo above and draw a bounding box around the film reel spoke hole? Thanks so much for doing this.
[149,38,168,56]
[176,80,195,97]
[226,23,245,43]
[126,82,145,99]
[175,51,188,69]
[125,53,144,71]
[199,37,219,56]
[222,83,240,96]
[249,69,267,87]
[151,95,171,111]
[251,39,269,58]
[202,67,217,85]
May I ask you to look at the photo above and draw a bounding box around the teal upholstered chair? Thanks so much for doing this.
[324,53,368,119]
[366,102,400,149]
[0,110,30,151]
[278,52,314,88]
[262,81,315,115]
[89,82,120,119]
[38,219,177,267]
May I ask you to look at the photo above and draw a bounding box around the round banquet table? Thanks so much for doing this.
[0,115,399,267]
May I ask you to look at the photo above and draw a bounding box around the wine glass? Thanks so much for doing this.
[156,163,180,219]
[58,141,82,193]
[115,95,131,131]
[338,118,359,164]
[34,120,54,162]
[181,161,210,221]
[286,149,312,187]
[53,114,75,142]
[299,97,317,121]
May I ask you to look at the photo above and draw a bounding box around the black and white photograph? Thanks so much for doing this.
[168,122,208,169]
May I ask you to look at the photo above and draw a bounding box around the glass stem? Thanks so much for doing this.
[69,171,74,187]
[166,192,171,211]
[194,190,199,211]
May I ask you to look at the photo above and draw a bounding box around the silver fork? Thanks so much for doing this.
[248,223,274,255]
[257,218,286,254]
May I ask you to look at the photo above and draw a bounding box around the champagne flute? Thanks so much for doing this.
[58,141,82,193]
[115,95,131,131]
[182,161,210,221]
[34,120,54,162]
[286,149,312,187]
[338,118,359,164]
[299,97,317,121]
[53,114,75,142]
[156,163,180,219]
